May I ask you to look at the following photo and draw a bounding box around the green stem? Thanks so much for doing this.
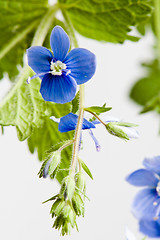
[84,109,107,127]
[32,4,59,46]
[71,84,85,175]
[154,0,160,67]
[58,140,74,152]
[61,10,79,48]
[0,20,38,60]
[62,13,85,175]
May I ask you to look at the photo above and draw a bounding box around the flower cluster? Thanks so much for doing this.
[126,156,160,238]
[27,26,96,103]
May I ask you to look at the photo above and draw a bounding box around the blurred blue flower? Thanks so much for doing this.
[139,218,160,238]
[27,26,96,103]
[51,113,101,151]
[126,156,160,221]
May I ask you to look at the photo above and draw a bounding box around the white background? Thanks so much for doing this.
[0,23,159,240]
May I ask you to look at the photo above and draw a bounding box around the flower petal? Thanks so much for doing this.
[50,26,70,61]
[139,219,160,238]
[117,126,139,139]
[64,48,96,84]
[126,169,158,187]
[143,156,160,175]
[58,113,95,133]
[40,74,77,103]
[131,188,160,220]
[27,46,53,76]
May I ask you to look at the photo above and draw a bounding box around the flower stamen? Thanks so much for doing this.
[50,60,66,75]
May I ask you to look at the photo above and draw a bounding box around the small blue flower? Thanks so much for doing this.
[51,113,101,151]
[27,26,96,103]
[139,218,160,238]
[126,156,160,221]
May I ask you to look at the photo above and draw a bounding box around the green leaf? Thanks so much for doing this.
[28,118,74,183]
[79,159,93,180]
[130,59,160,113]
[59,0,153,43]
[0,0,49,81]
[0,67,72,141]
[72,91,79,114]
[84,105,112,115]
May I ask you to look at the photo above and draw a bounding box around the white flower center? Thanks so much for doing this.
[50,60,66,76]
[156,181,160,196]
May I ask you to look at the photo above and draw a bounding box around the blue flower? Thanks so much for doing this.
[126,156,160,221]
[139,218,160,238]
[27,26,96,103]
[51,113,101,151]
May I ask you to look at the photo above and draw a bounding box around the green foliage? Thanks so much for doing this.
[130,59,160,113]
[59,0,153,43]
[79,159,93,180]
[0,67,71,140]
[0,0,49,81]
[28,119,74,183]
[85,104,112,115]
[0,65,74,183]
[72,91,79,114]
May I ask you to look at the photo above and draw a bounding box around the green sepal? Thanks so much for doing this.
[42,194,58,204]
[79,159,93,180]
[62,222,72,236]
[38,158,49,178]
[72,192,85,217]
[84,105,112,115]
[50,166,59,179]
[112,122,138,127]
[60,175,75,200]
[75,172,86,193]
[63,203,76,228]
[50,199,65,217]
[48,151,61,175]
[50,199,63,214]
[106,123,130,140]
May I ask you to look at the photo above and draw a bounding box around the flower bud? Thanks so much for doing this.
[63,203,76,227]
[42,151,61,178]
[50,198,65,217]
[106,122,138,140]
[72,191,84,216]
[48,151,61,175]
[75,172,86,193]
[60,175,75,200]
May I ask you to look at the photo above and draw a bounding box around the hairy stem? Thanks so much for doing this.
[84,109,106,127]
[154,0,160,68]
[62,11,85,175]
[71,84,85,175]
[58,140,74,152]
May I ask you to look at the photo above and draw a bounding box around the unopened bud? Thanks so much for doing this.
[106,122,139,140]
[75,172,86,193]
[72,191,84,217]
[60,175,75,200]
